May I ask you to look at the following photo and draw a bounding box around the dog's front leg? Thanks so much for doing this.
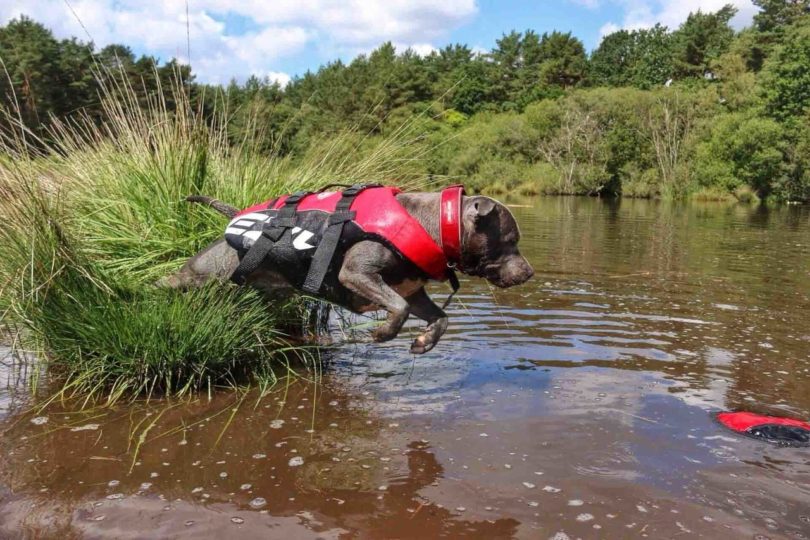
[404,288,448,354]
[339,242,410,342]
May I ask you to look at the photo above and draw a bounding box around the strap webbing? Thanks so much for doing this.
[442,269,460,309]
[301,184,369,294]
[230,191,309,284]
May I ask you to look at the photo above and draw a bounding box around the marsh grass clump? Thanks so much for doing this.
[0,70,428,403]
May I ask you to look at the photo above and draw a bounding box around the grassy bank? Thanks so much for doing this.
[0,73,426,403]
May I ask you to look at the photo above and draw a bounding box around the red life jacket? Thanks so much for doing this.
[716,411,810,447]
[228,186,448,281]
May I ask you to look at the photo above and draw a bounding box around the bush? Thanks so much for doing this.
[774,113,810,202]
[691,186,736,202]
[692,112,786,198]
[733,185,760,204]
[620,165,661,198]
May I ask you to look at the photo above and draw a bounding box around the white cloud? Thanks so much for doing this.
[392,42,439,57]
[598,22,622,40]
[584,0,758,43]
[0,0,478,83]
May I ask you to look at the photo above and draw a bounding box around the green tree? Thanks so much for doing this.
[631,26,676,87]
[761,16,810,121]
[590,25,674,89]
[489,30,523,108]
[753,0,810,32]
[0,17,64,128]
[536,31,588,89]
[671,5,737,78]
[590,30,636,87]
[449,59,491,115]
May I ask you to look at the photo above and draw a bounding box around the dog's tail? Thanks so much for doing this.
[186,195,239,218]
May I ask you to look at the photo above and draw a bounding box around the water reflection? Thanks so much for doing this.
[0,379,523,538]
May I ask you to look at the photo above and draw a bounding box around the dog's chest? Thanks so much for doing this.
[391,278,425,298]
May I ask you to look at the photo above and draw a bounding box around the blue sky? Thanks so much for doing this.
[1,0,758,85]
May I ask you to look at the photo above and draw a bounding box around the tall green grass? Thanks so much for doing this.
[0,70,429,404]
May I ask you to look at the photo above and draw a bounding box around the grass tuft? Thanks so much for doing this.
[0,67,430,404]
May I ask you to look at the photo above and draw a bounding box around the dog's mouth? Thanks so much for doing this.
[488,275,530,288]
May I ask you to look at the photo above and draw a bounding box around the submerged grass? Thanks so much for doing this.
[0,68,430,404]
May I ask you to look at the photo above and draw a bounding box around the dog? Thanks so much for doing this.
[162,187,534,353]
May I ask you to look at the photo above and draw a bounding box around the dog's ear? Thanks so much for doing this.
[464,196,497,229]
[473,197,496,217]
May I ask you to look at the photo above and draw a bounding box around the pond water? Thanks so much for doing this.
[2,197,810,539]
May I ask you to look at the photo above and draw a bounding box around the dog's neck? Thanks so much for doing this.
[395,192,442,246]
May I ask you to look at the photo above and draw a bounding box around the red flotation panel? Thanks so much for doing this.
[716,411,810,447]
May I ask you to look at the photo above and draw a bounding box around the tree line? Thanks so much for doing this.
[1,0,809,201]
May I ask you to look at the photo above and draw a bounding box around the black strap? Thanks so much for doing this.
[442,268,461,310]
[231,191,309,284]
[316,183,354,192]
[302,184,372,294]
[263,191,308,241]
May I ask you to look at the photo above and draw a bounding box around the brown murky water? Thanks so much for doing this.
[2,197,810,539]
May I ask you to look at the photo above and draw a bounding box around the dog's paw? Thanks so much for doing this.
[410,335,436,354]
[372,327,398,342]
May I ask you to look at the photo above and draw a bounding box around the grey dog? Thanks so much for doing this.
[162,191,534,353]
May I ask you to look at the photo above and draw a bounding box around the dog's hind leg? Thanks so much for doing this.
[157,239,239,289]
[404,288,448,354]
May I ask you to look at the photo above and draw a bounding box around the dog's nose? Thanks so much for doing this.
[497,255,534,287]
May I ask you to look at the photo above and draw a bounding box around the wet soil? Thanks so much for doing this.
[1,197,809,539]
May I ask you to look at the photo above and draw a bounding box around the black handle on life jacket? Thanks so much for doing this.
[316,183,354,192]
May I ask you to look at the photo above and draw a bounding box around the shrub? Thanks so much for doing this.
[620,165,661,198]
[691,186,736,202]
[692,112,786,198]
[733,185,760,204]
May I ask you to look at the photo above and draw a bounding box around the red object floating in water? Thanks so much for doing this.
[716,411,810,447]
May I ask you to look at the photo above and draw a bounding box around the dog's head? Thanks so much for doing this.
[459,196,534,288]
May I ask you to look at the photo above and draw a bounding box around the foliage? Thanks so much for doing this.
[760,16,810,122]
[671,5,738,78]
[692,112,787,197]
[2,6,810,206]
[753,0,810,32]
[590,25,676,89]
